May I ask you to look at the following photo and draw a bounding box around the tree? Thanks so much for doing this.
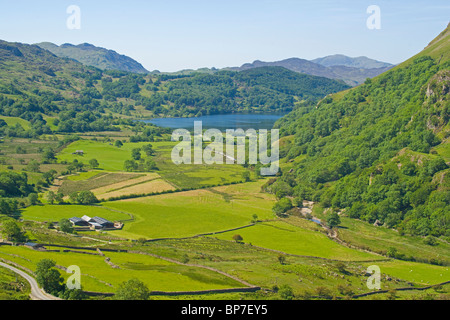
[144,158,157,171]
[292,196,304,208]
[326,211,341,229]
[115,279,150,300]
[142,144,155,156]
[242,171,251,182]
[232,234,243,243]
[54,192,64,204]
[278,285,294,300]
[89,158,99,169]
[0,199,18,216]
[131,148,142,161]
[277,254,286,265]
[124,159,138,172]
[46,191,56,205]
[26,160,40,173]
[272,198,293,217]
[28,193,40,205]
[114,140,123,148]
[1,220,26,242]
[35,259,64,295]
[42,148,56,162]
[59,219,74,234]
[70,191,98,205]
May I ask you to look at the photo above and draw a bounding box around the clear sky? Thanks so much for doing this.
[0,0,449,72]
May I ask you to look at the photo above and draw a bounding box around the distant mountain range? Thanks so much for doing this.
[35,42,394,86]
[312,54,393,69]
[35,42,149,74]
[227,56,394,86]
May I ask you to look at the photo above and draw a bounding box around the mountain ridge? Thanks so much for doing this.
[227,56,394,86]
[36,42,150,74]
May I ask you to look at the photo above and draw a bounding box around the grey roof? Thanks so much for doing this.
[25,242,41,247]
[69,217,84,223]
[92,216,113,225]
[89,222,103,228]
[82,215,92,222]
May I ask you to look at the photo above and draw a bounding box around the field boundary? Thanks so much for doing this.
[351,281,450,299]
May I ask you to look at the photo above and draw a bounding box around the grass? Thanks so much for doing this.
[0,116,31,129]
[0,246,245,293]
[362,260,450,286]
[20,205,131,222]
[0,264,31,300]
[66,171,104,181]
[57,140,131,172]
[57,140,248,189]
[213,220,382,261]
[337,217,450,265]
[434,141,450,160]
[102,180,276,240]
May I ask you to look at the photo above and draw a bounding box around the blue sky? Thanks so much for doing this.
[0,1,449,72]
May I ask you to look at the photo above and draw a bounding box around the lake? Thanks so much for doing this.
[143,113,287,131]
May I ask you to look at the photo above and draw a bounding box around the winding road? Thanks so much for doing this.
[0,261,61,300]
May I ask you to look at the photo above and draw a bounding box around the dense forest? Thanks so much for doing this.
[271,29,450,239]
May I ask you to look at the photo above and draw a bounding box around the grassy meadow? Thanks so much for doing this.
[0,245,245,293]
[103,180,276,240]
[20,205,131,223]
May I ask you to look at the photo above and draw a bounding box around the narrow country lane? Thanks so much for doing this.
[0,261,61,300]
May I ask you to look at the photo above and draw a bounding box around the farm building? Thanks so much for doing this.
[24,243,44,250]
[91,217,115,229]
[72,150,84,155]
[69,217,90,227]
[70,216,118,230]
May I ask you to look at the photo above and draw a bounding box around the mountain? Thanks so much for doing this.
[0,39,350,137]
[271,23,450,239]
[228,56,394,86]
[312,54,393,69]
[36,42,149,74]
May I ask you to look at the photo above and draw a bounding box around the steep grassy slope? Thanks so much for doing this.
[273,24,450,238]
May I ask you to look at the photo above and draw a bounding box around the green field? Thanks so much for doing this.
[213,220,382,261]
[103,181,276,240]
[337,217,450,265]
[57,140,131,171]
[20,205,131,223]
[0,116,31,129]
[57,140,248,189]
[0,246,245,293]
[363,260,450,285]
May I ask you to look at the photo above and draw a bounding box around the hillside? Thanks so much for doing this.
[0,39,350,137]
[36,42,149,74]
[273,24,450,238]
[228,56,394,86]
[152,67,350,115]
